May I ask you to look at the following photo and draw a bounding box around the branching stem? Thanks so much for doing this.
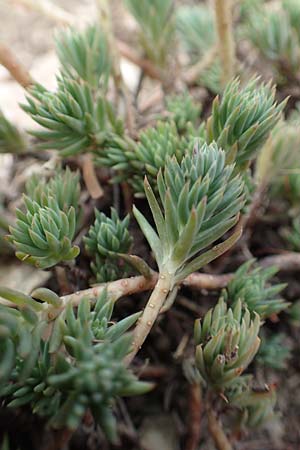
[124,271,173,366]
[184,45,218,85]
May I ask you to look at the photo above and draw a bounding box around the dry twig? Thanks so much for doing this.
[0,42,34,88]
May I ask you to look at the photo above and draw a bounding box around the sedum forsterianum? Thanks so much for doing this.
[283,216,300,251]
[84,208,133,282]
[223,260,289,319]
[8,169,80,269]
[165,91,202,133]
[206,78,285,170]
[55,24,111,90]
[134,142,244,282]
[124,0,175,69]
[227,376,277,429]
[22,76,125,157]
[0,287,151,442]
[246,7,300,82]
[194,298,261,390]
[95,120,202,195]
[0,109,26,154]
[126,141,245,364]
[25,167,81,219]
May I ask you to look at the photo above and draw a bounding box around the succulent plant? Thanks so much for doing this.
[134,141,245,282]
[283,216,300,251]
[246,6,300,81]
[0,288,151,441]
[256,332,291,370]
[0,109,26,154]
[176,4,216,61]
[224,260,289,318]
[25,167,81,218]
[95,120,202,195]
[194,298,261,390]
[206,78,285,170]
[165,91,201,133]
[8,169,81,269]
[227,377,277,428]
[124,0,175,68]
[22,77,124,157]
[55,24,111,90]
[84,208,133,282]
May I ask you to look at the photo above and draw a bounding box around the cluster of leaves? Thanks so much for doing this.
[223,260,289,319]
[0,110,26,154]
[256,332,291,370]
[135,141,245,282]
[206,78,285,171]
[194,298,260,390]
[258,118,300,207]
[165,91,202,133]
[55,24,111,90]
[8,169,80,269]
[22,78,125,157]
[95,120,197,195]
[227,376,277,429]
[0,7,295,445]
[246,1,300,83]
[282,216,300,252]
[124,0,175,69]
[0,287,151,441]
[194,259,291,423]
[176,4,221,93]
[84,208,133,282]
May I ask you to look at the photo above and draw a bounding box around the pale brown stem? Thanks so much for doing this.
[12,0,74,25]
[58,271,237,311]
[185,383,202,450]
[259,252,300,272]
[60,272,158,308]
[184,45,218,85]
[207,408,233,450]
[82,153,104,199]
[183,272,233,290]
[13,0,163,83]
[97,0,136,136]
[0,42,34,88]
[214,0,236,86]
[124,271,173,366]
[117,41,162,81]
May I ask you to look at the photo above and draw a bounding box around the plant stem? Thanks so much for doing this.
[185,44,218,85]
[60,273,158,308]
[82,153,104,199]
[185,383,202,450]
[0,42,34,88]
[214,0,236,86]
[13,0,74,25]
[97,0,136,136]
[207,407,233,450]
[183,272,232,290]
[124,271,173,366]
[117,40,162,81]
